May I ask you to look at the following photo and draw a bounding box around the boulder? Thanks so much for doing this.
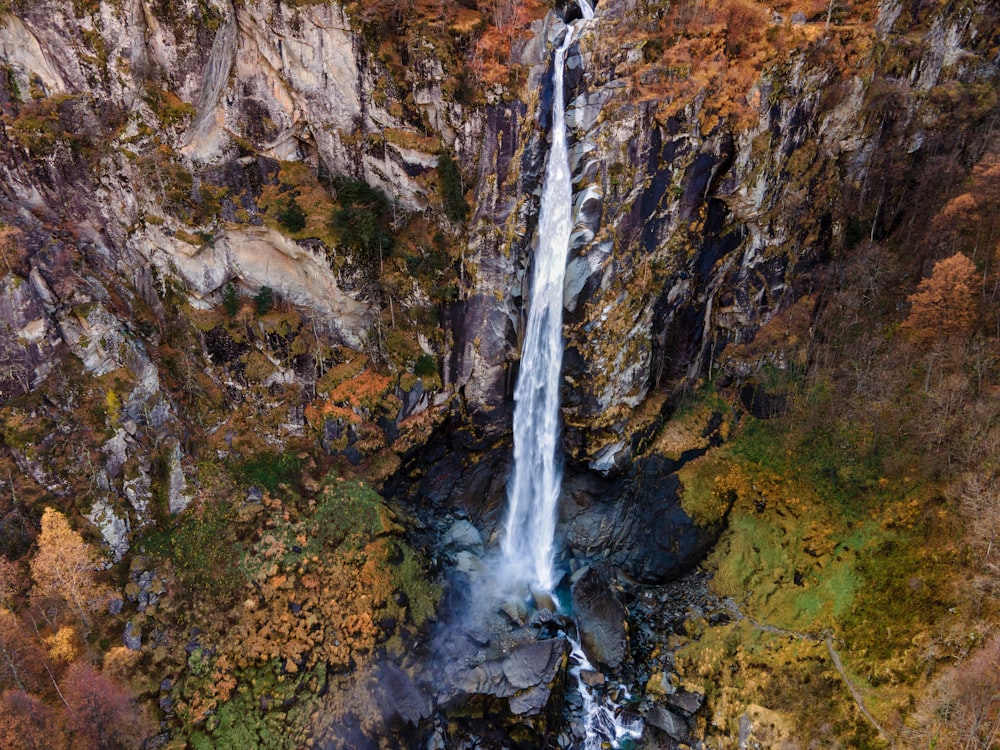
[123,620,142,651]
[438,637,569,742]
[441,520,485,555]
[646,705,691,743]
[665,690,705,717]
[571,564,627,671]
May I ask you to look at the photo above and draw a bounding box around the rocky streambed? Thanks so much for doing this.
[362,476,731,749]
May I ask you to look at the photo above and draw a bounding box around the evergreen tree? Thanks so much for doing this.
[277,196,307,233]
[222,281,239,318]
[438,151,469,223]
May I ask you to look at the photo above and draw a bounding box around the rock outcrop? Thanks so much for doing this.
[571,563,628,671]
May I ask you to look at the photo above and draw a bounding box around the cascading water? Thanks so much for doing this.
[498,1,643,747]
[499,8,583,593]
[570,640,644,749]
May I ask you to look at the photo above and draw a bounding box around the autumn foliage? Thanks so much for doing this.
[0,610,46,694]
[61,662,151,750]
[29,509,112,627]
[472,0,547,85]
[0,690,68,750]
[901,252,979,343]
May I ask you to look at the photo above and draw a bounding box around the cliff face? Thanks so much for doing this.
[0,1,998,747]
[448,0,999,475]
[0,0,473,555]
[0,0,995,568]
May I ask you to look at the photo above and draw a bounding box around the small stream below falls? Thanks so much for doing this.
[377,1,721,747]
[497,1,647,746]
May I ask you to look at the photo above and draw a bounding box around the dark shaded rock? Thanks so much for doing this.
[740,381,788,418]
[561,454,731,584]
[438,637,569,741]
[646,705,690,742]
[665,690,705,716]
[502,640,563,689]
[528,607,573,636]
[371,664,431,728]
[610,455,732,582]
[397,378,426,421]
[571,564,627,671]
[322,713,377,750]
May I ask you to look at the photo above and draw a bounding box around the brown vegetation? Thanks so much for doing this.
[29,509,113,628]
[901,252,979,343]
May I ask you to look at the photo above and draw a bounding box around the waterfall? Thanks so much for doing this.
[500,16,580,593]
[498,1,644,746]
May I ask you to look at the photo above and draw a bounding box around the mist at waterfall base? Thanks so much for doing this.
[498,1,640,746]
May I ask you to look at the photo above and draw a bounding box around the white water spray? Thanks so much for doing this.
[500,16,580,593]
[570,640,644,749]
[499,1,644,745]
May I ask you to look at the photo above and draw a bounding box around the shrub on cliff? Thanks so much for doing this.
[438,151,469,223]
[329,176,393,277]
[276,196,307,233]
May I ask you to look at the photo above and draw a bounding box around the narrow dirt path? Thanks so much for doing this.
[825,636,894,745]
[722,599,894,744]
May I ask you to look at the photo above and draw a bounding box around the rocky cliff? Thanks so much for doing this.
[450,0,999,473]
[0,0,997,746]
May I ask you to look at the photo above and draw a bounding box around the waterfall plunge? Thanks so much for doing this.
[500,19,579,594]
[497,2,643,746]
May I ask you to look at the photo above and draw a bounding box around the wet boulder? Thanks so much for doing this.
[571,564,627,671]
[438,637,570,744]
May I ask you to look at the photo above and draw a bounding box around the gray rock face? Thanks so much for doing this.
[435,0,997,477]
[645,705,691,743]
[439,637,569,739]
[0,273,60,400]
[571,564,627,671]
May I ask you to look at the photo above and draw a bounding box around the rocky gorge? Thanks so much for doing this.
[0,0,997,747]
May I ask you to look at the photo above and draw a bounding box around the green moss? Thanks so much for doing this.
[394,544,439,627]
[141,498,246,604]
[187,660,315,750]
[230,452,302,493]
[841,522,957,669]
[438,150,469,223]
[414,353,437,378]
[311,477,389,549]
